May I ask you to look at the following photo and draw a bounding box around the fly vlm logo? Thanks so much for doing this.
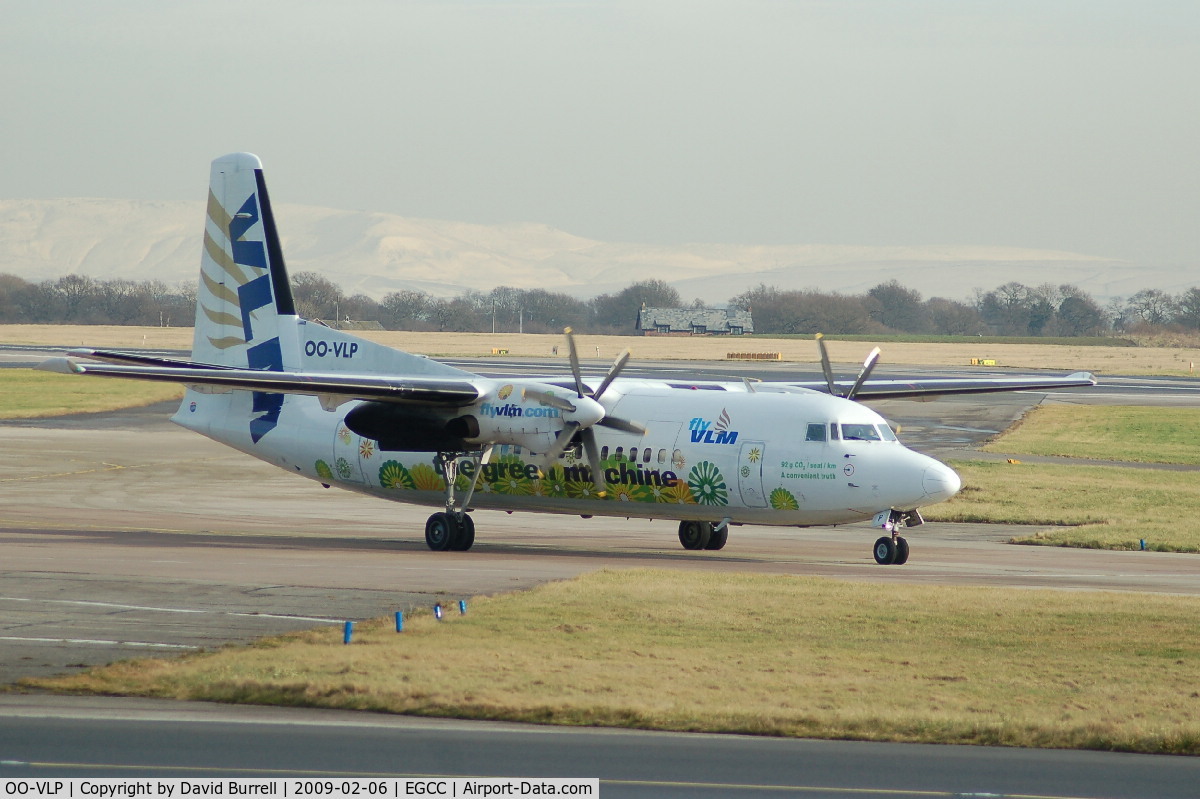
[479,402,561,419]
[689,409,739,444]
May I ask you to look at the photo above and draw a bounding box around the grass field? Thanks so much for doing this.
[922,405,1200,551]
[25,569,1200,755]
[754,333,1133,347]
[923,460,1200,552]
[981,405,1200,465]
[0,369,182,418]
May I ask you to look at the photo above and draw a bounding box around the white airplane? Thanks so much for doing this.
[39,153,1096,564]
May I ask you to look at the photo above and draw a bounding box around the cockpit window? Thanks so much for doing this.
[878,424,898,441]
[840,423,881,441]
[805,423,827,442]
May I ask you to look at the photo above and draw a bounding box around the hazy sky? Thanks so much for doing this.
[4,1,1197,265]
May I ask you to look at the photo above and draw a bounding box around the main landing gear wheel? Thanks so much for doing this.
[451,513,475,551]
[426,512,455,551]
[678,520,712,550]
[705,524,729,550]
[426,512,476,552]
[873,535,909,565]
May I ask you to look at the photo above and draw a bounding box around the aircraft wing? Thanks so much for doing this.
[37,356,480,407]
[783,371,1097,400]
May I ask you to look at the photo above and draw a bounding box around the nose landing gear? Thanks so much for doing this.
[873,534,909,565]
[872,509,920,565]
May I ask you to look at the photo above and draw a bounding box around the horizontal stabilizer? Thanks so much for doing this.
[37,358,480,407]
[66,348,237,370]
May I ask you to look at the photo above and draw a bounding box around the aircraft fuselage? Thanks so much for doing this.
[176,378,959,528]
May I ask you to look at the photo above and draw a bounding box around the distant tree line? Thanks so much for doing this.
[0,274,196,326]
[2,269,1199,338]
[729,281,1200,338]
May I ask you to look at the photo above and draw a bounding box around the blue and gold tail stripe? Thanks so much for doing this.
[201,189,273,350]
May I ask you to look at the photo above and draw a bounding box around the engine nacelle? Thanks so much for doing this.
[344,381,604,455]
[463,382,604,452]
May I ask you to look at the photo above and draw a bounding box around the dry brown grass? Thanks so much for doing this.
[4,324,1198,374]
[26,569,1200,754]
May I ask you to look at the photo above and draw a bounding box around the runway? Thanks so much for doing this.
[3,352,1200,791]
[1,695,1199,798]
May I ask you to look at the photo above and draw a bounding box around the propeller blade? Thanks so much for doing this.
[597,416,647,435]
[590,348,631,400]
[536,421,580,476]
[815,333,839,397]
[564,327,586,398]
[846,347,882,401]
[581,428,607,499]
[522,388,576,412]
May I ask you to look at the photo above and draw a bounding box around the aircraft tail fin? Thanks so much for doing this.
[191,153,473,384]
[193,153,296,369]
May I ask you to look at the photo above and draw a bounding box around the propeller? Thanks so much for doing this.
[815,333,881,401]
[539,328,646,498]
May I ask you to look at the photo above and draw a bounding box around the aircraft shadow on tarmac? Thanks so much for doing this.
[6,524,763,563]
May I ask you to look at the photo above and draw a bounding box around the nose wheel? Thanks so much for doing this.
[873,535,909,565]
[873,510,913,565]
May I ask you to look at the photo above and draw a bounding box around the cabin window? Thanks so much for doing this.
[805,423,827,442]
[672,448,683,465]
[601,446,609,459]
[629,447,638,462]
[643,448,652,464]
[615,446,624,461]
[841,423,881,441]
[878,424,898,441]
[658,448,667,464]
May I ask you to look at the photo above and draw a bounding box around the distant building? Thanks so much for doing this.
[314,318,385,331]
[635,306,754,336]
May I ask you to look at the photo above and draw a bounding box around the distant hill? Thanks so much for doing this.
[0,198,1178,303]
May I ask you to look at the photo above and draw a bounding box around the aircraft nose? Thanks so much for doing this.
[922,461,962,503]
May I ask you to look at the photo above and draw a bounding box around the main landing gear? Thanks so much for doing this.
[872,509,921,565]
[425,511,475,552]
[424,449,490,552]
[678,519,730,551]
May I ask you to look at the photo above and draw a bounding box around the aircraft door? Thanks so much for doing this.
[737,440,768,507]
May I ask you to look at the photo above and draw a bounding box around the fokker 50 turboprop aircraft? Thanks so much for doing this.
[39,153,1097,564]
